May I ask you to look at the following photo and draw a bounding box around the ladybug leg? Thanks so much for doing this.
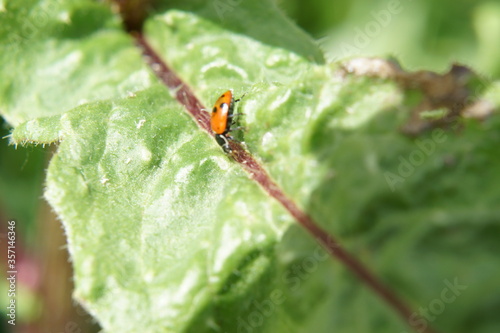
[221,141,232,154]
[227,126,246,132]
[228,113,245,118]
[228,115,245,132]
[234,93,246,103]
[226,133,245,146]
[215,134,232,153]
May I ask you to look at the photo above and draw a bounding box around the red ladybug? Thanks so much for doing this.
[210,89,244,153]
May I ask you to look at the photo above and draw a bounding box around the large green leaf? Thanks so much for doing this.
[2,0,500,332]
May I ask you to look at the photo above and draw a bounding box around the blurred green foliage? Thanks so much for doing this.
[280,0,500,76]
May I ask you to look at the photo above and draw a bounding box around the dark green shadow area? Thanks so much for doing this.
[305,101,500,333]
[152,0,325,64]
[183,244,279,333]
[0,117,45,243]
[182,220,409,333]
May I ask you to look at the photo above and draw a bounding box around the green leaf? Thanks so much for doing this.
[37,84,298,332]
[2,0,500,333]
[0,0,154,127]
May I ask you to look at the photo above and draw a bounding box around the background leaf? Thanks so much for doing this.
[0,0,154,127]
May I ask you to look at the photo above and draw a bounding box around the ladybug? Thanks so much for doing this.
[210,89,244,153]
